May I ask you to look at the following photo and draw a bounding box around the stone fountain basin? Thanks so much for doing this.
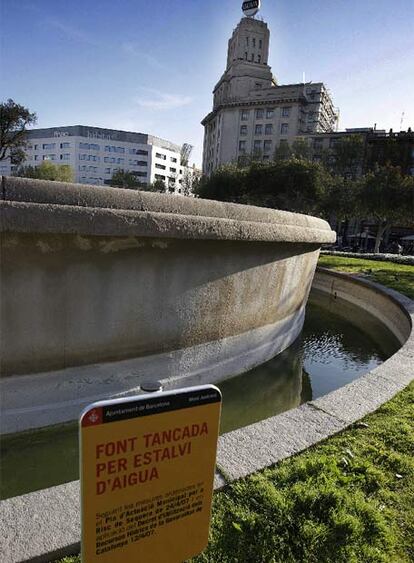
[1,176,335,433]
[0,268,413,563]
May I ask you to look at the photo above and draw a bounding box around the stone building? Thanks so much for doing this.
[0,125,195,194]
[201,15,338,174]
[365,129,414,176]
[306,128,414,177]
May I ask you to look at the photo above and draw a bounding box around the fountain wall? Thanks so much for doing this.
[1,176,335,384]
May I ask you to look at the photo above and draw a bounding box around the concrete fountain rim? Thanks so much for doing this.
[1,175,335,244]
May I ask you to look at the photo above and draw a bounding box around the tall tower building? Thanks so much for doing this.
[201,6,338,175]
[214,17,273,108]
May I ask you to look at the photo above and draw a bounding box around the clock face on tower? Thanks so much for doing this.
[242,0,261,18]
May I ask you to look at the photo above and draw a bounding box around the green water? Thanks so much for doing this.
[0,290,400,499]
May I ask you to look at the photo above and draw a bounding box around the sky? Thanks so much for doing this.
[1,0,413,166]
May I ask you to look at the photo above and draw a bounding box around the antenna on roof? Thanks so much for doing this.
[400,111,405,131]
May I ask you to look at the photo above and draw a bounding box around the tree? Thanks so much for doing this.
[0,99,37,165]
[322,175,363,243]
[246,159,332,214]
[149,179,167,193]
[366,132,414,173]
[291,139,312,161]
[17,161,73,182]
[180,143,193,166]
[195,163,246,203]
[360,165,414,252]
[329,135,365,179]
[110,169,143,189]
[195,160,332,216]
[181,167,200,196]
[273,142,292,161]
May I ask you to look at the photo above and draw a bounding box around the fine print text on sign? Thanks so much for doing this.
[80,385,222,563]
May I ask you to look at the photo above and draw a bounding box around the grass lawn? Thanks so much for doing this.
[318,254,414,300]
[56,257,414,563]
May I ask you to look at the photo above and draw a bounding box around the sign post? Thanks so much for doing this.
[80,385,222,562]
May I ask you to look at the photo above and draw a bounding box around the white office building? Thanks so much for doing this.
[0,125,193,194]
[201,12,339,174]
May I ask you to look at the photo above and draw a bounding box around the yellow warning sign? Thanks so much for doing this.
[80,385,222,563]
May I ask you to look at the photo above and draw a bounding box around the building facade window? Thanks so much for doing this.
[253,140,262,153]
[259,39,262,49]
[239,140,246,153]
[313,139,323,152]
[137,161,147,166]
[255,124,263,135]
[137,149,148,156]
[155,163,166,170]
[60,142,70,149]
[280,123,289,134]
[265,124,273,135]
[257,55,261,63]
[105,168,111,174]
[42,143,55,150]
[170,157,177,163]
[256,109,264,119]
[43,154,56,160]
[240,125,247,135]
[281,107,291,117]
[263,140,272,153]
[60,154,70,161]
[156,153,167,160]
[252,38,256,47]
[170,167,176,173]
[266,108,274,119]
[241,109,249,121]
